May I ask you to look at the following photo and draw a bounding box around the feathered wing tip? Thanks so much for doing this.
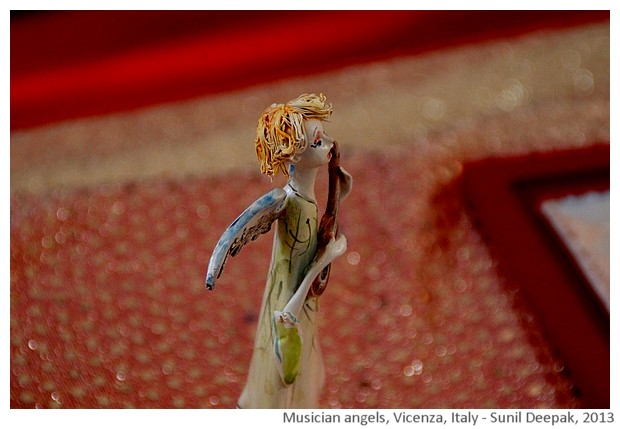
[205,188,287,290]
[255,93,332,177]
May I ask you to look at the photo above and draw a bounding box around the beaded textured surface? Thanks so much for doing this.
[10,22,609,408]
[10,149,583,408]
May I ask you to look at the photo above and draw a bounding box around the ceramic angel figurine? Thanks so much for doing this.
[206,93,352,408]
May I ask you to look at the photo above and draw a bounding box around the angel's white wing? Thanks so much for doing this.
[206,188,287,290]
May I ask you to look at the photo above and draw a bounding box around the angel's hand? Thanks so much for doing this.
[338,167,353,201]
[325,234,347,263]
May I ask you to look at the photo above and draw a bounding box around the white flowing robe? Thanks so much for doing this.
[238,191,324,408]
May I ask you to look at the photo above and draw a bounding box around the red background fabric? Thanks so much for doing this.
[10,10,609,130]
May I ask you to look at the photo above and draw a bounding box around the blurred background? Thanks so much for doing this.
[10,10,610,409]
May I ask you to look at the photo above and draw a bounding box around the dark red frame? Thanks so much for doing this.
[462,143,610,408]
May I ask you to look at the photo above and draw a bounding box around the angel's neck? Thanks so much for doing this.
[287,165,318,202]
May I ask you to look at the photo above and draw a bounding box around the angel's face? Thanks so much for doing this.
[297,119,334,169]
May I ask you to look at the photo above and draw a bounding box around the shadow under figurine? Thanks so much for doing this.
[206,93,352,408]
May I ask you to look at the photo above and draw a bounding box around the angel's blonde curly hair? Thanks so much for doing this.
[255,93,332,177]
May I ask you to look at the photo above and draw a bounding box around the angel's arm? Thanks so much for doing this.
[281,234,347,318]
[271,234,347,385]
